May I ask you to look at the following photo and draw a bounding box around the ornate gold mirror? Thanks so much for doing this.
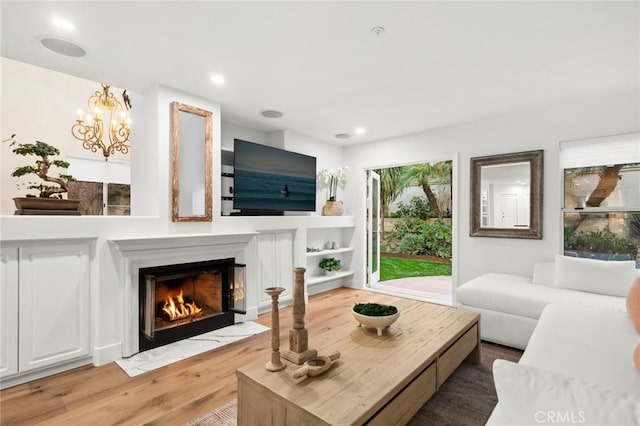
[470,150,543,239]
[171,102,212,222]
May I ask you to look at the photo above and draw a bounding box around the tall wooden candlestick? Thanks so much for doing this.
[265,287,286,372]
[282,267,317,365]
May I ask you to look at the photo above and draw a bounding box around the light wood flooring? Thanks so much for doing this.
[0,288,404,426]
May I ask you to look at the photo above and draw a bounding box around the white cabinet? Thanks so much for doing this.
[19,243,90,373]
[0,248,19,378]
[256,231,294,311]
[1,241,91,386]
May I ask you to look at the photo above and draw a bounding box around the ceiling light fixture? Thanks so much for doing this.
[334,133,351,139]
[371,26,385,36]
[355,127,365,135]
[71,84,131,161]
[40,37,87,57]
[210,74,226,86]
[51,16,75,32]
[260,110,284,118]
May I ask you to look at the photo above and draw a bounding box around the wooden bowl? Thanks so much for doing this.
[352,307,400,336]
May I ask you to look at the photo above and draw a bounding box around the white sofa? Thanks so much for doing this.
[456,257,636,349]
[456,255,640,425]
[488,303,640,425]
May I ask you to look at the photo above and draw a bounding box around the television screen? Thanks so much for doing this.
[233,139,316,212]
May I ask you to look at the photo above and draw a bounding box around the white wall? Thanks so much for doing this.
[220,121,269,151]
[0,58,139,214]
[343,90,640,287]
[0,60,348,365]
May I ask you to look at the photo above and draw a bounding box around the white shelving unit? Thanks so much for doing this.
[306,270,355,286]
[305,222,355,295]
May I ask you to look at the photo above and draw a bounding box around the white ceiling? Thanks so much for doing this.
[1,1,638,146]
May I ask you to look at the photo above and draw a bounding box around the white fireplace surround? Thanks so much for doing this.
[109,232,258,357]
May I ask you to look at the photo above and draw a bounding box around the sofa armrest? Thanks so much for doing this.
[493,359,640,426]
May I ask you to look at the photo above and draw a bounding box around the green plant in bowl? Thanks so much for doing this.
[319,257,342,272]
[352,302,400,336]
[353,303,398,316]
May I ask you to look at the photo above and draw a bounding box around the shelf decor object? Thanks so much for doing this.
[282,267,317,365]
[318,166,348,216]
[322,200,344,216]
[291,351,341,379]
[264,286,286,372]
[352,303,400,336]
[319,257,342,275]
[3,134,80,215]
[71,84,131,161]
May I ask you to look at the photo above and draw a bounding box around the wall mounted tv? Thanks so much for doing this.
[233,139,317,213]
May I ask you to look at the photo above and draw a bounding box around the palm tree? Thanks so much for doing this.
[400,161,452,219]
[376,167,406,238]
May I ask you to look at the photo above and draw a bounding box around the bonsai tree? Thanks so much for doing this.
[319,257,342,272]
[3,134,74,198]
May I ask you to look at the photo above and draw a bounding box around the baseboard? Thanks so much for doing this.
[92,342,122,366]
[1,356,92,390]
[308,279,343,296]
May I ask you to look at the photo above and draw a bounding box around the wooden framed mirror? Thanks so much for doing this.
[171,102,213,222]
[470,150,543,239]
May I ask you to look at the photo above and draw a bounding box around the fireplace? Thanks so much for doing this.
[138,258,246,352]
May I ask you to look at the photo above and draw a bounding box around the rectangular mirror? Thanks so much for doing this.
[470,150,543,239]
[171,102,213,222]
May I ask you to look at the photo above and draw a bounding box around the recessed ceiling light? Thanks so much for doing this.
[51,16,75,32]
[260,110,284,118]
[371,26,385,36]
[210,74,226,86]
[355,127,365,135]
[40,37,87,57]
[335,133,351,139]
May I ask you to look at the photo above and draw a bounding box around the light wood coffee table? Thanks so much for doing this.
[237,297,480,425]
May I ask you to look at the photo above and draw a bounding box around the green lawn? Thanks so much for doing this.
[380,256,451,281]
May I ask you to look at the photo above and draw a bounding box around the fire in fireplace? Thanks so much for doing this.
[138,258,245,352]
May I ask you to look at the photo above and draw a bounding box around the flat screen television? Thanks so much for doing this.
[233,139,316,213]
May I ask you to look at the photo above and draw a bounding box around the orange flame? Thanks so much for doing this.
[231,281,245,301]
[162,290,202,320]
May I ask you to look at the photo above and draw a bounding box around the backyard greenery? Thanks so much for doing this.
[386,217,453,258]
[380,257,451,281]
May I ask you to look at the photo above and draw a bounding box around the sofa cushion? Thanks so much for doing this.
[520,304,640,397]
[554,254,636,297]
[532,262,555,286]
[627,278,640,333]
[456,273,626,320]
[493,359,640,426]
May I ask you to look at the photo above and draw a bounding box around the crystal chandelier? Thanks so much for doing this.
[72,83,131,161]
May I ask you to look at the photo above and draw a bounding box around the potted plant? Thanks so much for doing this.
[3,134,79,214]
[317,166,348,216]
[319,257,342,275]
[352,302,400,336]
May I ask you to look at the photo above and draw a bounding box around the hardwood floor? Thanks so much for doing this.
[0,288,404,426]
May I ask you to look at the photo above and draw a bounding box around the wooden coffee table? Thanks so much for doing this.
[237,297,480,425]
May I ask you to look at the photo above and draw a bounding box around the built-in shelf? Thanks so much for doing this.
[306,247,354,257]
[306,271,354,286]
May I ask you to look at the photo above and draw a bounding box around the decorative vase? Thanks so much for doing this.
[13,197,81,215]
[323,200,344,216]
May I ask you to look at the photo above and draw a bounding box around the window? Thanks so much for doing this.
[67,156,130,216]
[560,133,640,267]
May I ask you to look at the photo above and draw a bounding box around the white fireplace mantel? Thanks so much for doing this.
[109,232,258,357]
